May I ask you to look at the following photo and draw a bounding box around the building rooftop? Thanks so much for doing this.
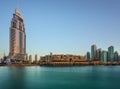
[15,8,23,19]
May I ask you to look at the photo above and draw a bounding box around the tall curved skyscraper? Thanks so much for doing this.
[9,8,26,61]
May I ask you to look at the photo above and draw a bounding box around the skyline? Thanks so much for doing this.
[0,0,120,58]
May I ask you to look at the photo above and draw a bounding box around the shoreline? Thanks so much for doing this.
[0,62,120,67]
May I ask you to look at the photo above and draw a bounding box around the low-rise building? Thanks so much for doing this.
[40,53,86,62]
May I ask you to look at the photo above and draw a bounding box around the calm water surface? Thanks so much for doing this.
[0,66,120,89]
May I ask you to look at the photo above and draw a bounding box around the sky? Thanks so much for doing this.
[0,0,120,58]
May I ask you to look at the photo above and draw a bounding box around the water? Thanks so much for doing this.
[0,66,120,89]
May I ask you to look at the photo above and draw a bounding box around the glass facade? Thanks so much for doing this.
[91,44,97,59]
[108,46,114,62]
[86,52,90,61]
[101,51,107,62]
[114,51,119,61]
[97,48,102,59]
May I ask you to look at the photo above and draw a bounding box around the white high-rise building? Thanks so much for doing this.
[9,8,26,61]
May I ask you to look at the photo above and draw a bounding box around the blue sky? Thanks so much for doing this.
[0,0,120,58]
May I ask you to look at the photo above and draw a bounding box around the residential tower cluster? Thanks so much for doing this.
[86,45,120,62]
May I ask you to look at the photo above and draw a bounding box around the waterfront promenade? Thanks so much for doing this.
[0,61,120,66]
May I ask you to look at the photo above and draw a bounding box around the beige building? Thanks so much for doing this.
[40,54,86,62]
[9,8,26,61]
[29,55,32,63]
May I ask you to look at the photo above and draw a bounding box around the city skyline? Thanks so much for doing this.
[0,0,120,58]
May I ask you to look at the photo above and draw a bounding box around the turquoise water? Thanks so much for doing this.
[0,66,120,89]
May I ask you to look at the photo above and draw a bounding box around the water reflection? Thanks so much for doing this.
[0,67,27,89]
[0,66,120,89]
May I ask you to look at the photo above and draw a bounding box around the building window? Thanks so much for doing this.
[13,22,16,28]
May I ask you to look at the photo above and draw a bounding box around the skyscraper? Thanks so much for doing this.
[9,8,26,61]
[114,51,119,61]
[108,46,114,62]
[96,48,101,59]
[91,44,97,60]
[86,52,90,61]
[101,51,107,62]
[35,54,38,63]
